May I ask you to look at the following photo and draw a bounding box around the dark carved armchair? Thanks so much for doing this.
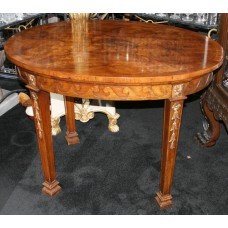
[197,13,228,146]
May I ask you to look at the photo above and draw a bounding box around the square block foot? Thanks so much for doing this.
[42,180,61,196]
[155,191,173,209]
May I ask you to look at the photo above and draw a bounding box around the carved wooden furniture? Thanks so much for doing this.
[4,20,223,209]
[197,13,228,146]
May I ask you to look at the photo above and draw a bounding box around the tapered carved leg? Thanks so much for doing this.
[64,96,80,145]
[196,95,220,147]
[155,99,184,209]
[30,89,61,196]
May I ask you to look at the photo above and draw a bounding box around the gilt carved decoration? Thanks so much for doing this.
[172,84,184,98]
[75,99,94,122]
[169,102,182,149]
[75,99,120,132]
[51,117,61,136]
[30,91,43,138]
[27,74,36,88]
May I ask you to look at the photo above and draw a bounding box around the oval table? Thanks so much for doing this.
[4,20,223,209]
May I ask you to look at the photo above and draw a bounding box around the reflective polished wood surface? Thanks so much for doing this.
[5,20,223,85]
[4,20,223,209]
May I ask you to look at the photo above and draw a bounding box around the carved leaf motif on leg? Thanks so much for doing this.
[30,91,43,138]
[169,102,181,149]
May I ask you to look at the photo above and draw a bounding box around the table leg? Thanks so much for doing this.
[64,96,80,145]
[155,99,184,209]
[30,90,61,196]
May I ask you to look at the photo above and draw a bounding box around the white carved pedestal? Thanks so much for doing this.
[25,93,120,135]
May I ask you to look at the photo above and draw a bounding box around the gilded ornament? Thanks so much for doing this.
[172,84,184,98]
[27,74,36,87]
[31,91,43,138]
[169,102,181,149]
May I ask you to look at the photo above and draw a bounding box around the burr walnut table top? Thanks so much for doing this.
[5,20,223,87]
